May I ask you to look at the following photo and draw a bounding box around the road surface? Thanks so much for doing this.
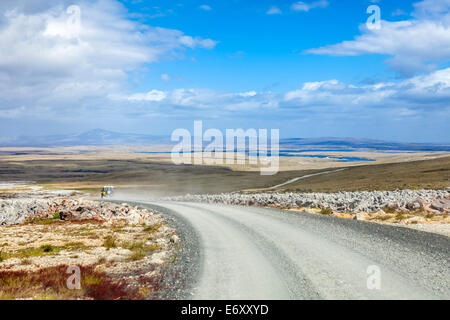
[268,168,346,189]
[138,201,449,300]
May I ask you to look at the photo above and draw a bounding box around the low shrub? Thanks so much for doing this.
[320,208,333,215]
[103,235,117,250]
[143,224,162,233]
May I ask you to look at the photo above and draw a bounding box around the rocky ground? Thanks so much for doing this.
[167,189,450,235]
[0,181,78,200]
[168,189,450,214]
[0,196,178,300]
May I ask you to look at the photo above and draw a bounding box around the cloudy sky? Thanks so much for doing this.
[0,0,449,142]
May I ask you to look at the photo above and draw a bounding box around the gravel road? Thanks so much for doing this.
[138,201,449,300]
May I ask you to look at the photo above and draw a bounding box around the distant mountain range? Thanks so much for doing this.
[0,129,450,151]
[0,129,171,147]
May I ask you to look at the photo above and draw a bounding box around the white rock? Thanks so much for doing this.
[170,235,180,243]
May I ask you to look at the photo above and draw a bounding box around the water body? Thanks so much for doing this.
[137,151,374,162]
[280,154,374,162]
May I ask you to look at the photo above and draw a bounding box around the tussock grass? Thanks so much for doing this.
[383,207,398,214]
[129,250,146,261]
[25,217,64,225]
[8,244,62,259]
[1,241,94,262]
[24,212,64,225]
[103,235,118,250]
[20,258,32,265]
[52,212,62,220]
[2,154,449,195]
[121,240,144,251]
[145,243,163,252]
[143,224,162,233]
[121,240,163,261]
[64,241,90,250]
[288,156,450,192]
[0,249,6,262]
[320,208,333,215]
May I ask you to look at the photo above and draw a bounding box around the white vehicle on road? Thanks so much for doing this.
[101,186,114,198]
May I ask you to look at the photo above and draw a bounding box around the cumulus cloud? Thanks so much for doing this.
[128,90,167,102]
[291,0,329,12]
[305,0,450,76]
[413,0,450,19]
[0,0,217,118]
[179,35,217,49]
[0,0,448,142]
[121,67,450,119]
[124,89,279,111]
[283,68,450,113]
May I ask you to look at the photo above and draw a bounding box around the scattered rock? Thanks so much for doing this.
[170,235,180,243]
[167,189,449,214]
[0,198,157,226]
[430,199,450,213]
[406,201,421,210]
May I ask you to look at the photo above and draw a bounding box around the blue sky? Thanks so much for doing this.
[122,0,406,92]
[0,0,449,142]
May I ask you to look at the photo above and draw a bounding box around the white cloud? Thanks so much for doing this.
[305,0,450,76]
[266,6,282,15]
[122,67,450,118]
[128,90,167,102]
[239,91,258,97]
[284,68,450,112]
[291,1,329,12]
[161,73,171,82]
[0,0,217,117]
[413,0,450,19]
[124,88,279,111]
[0,0,448,141]
[179,35,218,49]
[199,5,212,11]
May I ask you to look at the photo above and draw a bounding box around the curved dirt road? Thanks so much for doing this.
[140,201,450,300]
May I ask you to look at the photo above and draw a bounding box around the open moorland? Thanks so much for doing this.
[0,146,449,196]
[0,147,449,300]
